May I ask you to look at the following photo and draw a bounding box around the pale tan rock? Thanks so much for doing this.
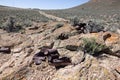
[52,65,81,80]
[12,48,23,53]
[117,29,120,34]
[71,51,85,65]
[116,66,120,74]
[52,55,92,80]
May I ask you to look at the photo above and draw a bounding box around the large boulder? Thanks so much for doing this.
[52,54,119,80]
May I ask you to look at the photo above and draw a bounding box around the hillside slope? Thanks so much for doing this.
[43,0,120,19]
[43,0,120,33]
[0,5,49,27]
[39,11,68,22]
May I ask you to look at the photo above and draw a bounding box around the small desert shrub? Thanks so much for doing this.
[14,23,23,32]
[2,17,15,32]
[106,25,120,33]
[55,23,64,28]
[82,38,107,56]
[86,21,104,33]
[19,28,25,34]
[41,18,49,22]
[23,19,33,27]
[70,16,79,26]
[51,23,64,32]
[1,17,25,32]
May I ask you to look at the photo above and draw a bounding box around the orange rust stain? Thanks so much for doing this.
[91,32,119,44]
[105,33,119,44]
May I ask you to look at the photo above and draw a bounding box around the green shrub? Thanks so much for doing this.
[1,17,15,32]
[19,29,25,34]
[82,38,107,56]
[70,16,79,26]
[55,23,64,28]
[51,23,64,32]
[23,19,33,27]
[1,17,25,32]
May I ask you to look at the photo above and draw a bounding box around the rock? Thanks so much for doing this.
[33,47,71,68]
[59,35,81,48]
[51,57,71,68]
[103,32,111,41]
[52,55,92,80]
[46,48,60,62]
[71,51,85,65]
[19,38,33,48]
[1,21,120,79]
[0,49,33,79]
[0,47,11,53]
[38,40,55,49]
[28,26,39,30]
[33,56,46,65]
[104,32,120,46]
[115,66,120,74]
[110,44,120,57]
[44,42,54,49]
[47,53,59,62]
[39,42,55,49]
[117,29,120,34]
[65,45,79,51]
[103,32,120,57]
[0,33,27,48]
[53,40,61,49]
[52,65,81,80]
[12,48,23,53]
[53,54,118,80]
[115,67,120,79]
[75,23,87,33]
[56,32,69,40]
[33,52,46,65]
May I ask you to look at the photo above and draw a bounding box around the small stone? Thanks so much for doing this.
[65,45,79,51]
[0,47,11,53]
[12,48,23,53]
[28,26,39,30]
[56,32,69,40]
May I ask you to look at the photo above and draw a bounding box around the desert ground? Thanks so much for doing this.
[0,0,120,80]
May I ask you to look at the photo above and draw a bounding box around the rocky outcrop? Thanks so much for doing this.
[33,47,71,67]
[0,21,120,80]
[53,54,120,80]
